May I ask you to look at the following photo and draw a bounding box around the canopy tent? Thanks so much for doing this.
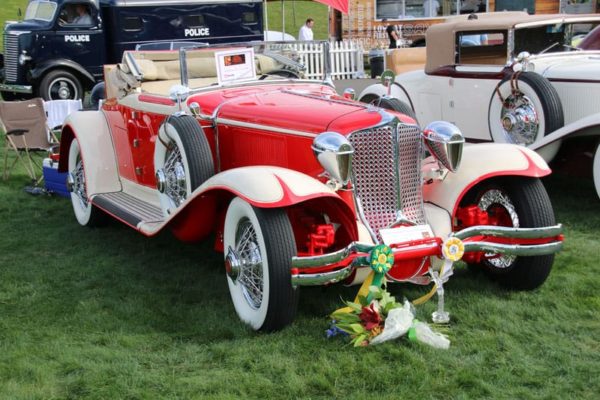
[264,0,348,41]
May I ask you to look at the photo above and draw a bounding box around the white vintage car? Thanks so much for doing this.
[359,12,600,198]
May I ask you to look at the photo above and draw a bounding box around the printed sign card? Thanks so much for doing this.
[215,48,256,84]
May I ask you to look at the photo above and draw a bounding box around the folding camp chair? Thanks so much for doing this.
[0,98,59,183]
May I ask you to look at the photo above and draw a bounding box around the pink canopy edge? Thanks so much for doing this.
[314,0,348,14]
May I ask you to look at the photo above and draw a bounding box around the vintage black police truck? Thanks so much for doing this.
[0,0,264,100]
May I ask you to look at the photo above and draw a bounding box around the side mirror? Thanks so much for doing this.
[422,121,464,172]
[312,132,354,186]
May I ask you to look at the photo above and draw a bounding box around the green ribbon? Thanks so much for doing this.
[366,244,394,302]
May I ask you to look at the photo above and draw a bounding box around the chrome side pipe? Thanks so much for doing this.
[452,224,563,240]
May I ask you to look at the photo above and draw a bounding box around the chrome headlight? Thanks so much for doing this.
[422,121,464,172]
[312,132,354,186]
[18,52,31,65]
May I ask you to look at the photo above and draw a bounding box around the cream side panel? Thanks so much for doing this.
[424,202,452,239]
[424,143,549,212]
[67,111,121,196]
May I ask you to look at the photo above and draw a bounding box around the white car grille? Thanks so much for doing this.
[349,120,425,242]
[3,33,18,82]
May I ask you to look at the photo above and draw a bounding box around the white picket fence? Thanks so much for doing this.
[291,41,365,80]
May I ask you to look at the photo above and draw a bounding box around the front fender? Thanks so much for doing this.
[31,59,96,85]
[58,111,121,196]
[166,166,358,242]
[423,143,551,217]
[358,82,413,108]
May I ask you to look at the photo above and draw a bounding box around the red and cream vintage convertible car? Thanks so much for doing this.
[59,42,563,331]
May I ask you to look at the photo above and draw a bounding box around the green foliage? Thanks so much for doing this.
[0,141,599,398]
[265,1,329,40]
[0,0,28,52]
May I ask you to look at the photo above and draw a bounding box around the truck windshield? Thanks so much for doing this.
[24,1,57,22]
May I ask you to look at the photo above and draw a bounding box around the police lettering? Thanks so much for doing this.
[184,28,210,37]
[65,35,90,42]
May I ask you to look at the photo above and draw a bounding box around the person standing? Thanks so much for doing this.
[384,19,399,49]
[298,18,314,41]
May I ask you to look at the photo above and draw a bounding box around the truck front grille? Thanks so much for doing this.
[349,119,425,242]
[3,33,19,82]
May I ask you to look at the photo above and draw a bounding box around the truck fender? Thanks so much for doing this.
[423,143,551,218]
[31,59,96,86]
[166,166,358,242]
[58,111,121,196]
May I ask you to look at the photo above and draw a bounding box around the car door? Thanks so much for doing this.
[443,31,509,141]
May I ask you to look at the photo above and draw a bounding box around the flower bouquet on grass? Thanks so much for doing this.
[330,286,415,347]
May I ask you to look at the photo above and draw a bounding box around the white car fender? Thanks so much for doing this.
[191,166,340,207]
[59,111,121,197]
[358,82,413,107]
[423,143,551,216]
[531,112,600,151]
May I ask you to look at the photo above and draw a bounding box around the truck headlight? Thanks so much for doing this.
[422,121,464,172]
[18,53,31,65]
[312,132,354,186]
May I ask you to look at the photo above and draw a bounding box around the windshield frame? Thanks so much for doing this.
[24,0,58,22]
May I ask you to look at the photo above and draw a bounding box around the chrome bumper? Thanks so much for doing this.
[290,224,563,287]
[0,82,33,94]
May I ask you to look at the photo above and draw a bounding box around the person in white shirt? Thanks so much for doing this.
[423,0,440,17]
[298,18,314,41]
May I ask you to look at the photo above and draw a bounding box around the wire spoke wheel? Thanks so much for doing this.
[162,144,187,207]
[235,218,264,310]
[478,188,519,268]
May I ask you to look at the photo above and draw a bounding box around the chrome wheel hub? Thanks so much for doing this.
[234,218,263,310]
[500,93,539,145]
[479,189,519,268]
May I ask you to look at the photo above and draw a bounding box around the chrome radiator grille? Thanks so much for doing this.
[3,33,18,82]
[349,120,425,242]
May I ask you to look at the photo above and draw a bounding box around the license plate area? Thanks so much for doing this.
[379,224,434,246]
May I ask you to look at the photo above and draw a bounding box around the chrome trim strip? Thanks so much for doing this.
[0,83,33,93]
[291,265,355,287]
[125,52,143,81]
[463,241,563,256]
[453,224,563,240]
[215,117,315,138]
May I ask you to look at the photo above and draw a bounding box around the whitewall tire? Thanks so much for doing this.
[593,142,600,199]
[488,72,563,162]
[68,139,106,227]
[223,197,298,331]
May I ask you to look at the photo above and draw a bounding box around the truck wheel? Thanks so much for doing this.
[224,197,299,331]
[68,139,107,227]
[360,94,417,121]
[488,72,563,161]
[461,177,556,290]
[593,142,600,199]
[154,114,214,216]
[39,69,83,101]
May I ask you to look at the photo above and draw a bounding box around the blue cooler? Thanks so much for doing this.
[43,158,70,198]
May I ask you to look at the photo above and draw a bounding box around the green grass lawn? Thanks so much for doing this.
[1,141,599,399]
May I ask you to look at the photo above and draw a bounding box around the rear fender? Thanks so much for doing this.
[58,111,121,196]
[167,166,358,242]
[423,143,551,218]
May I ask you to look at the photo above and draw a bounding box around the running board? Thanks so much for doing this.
[93,192,164,228]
